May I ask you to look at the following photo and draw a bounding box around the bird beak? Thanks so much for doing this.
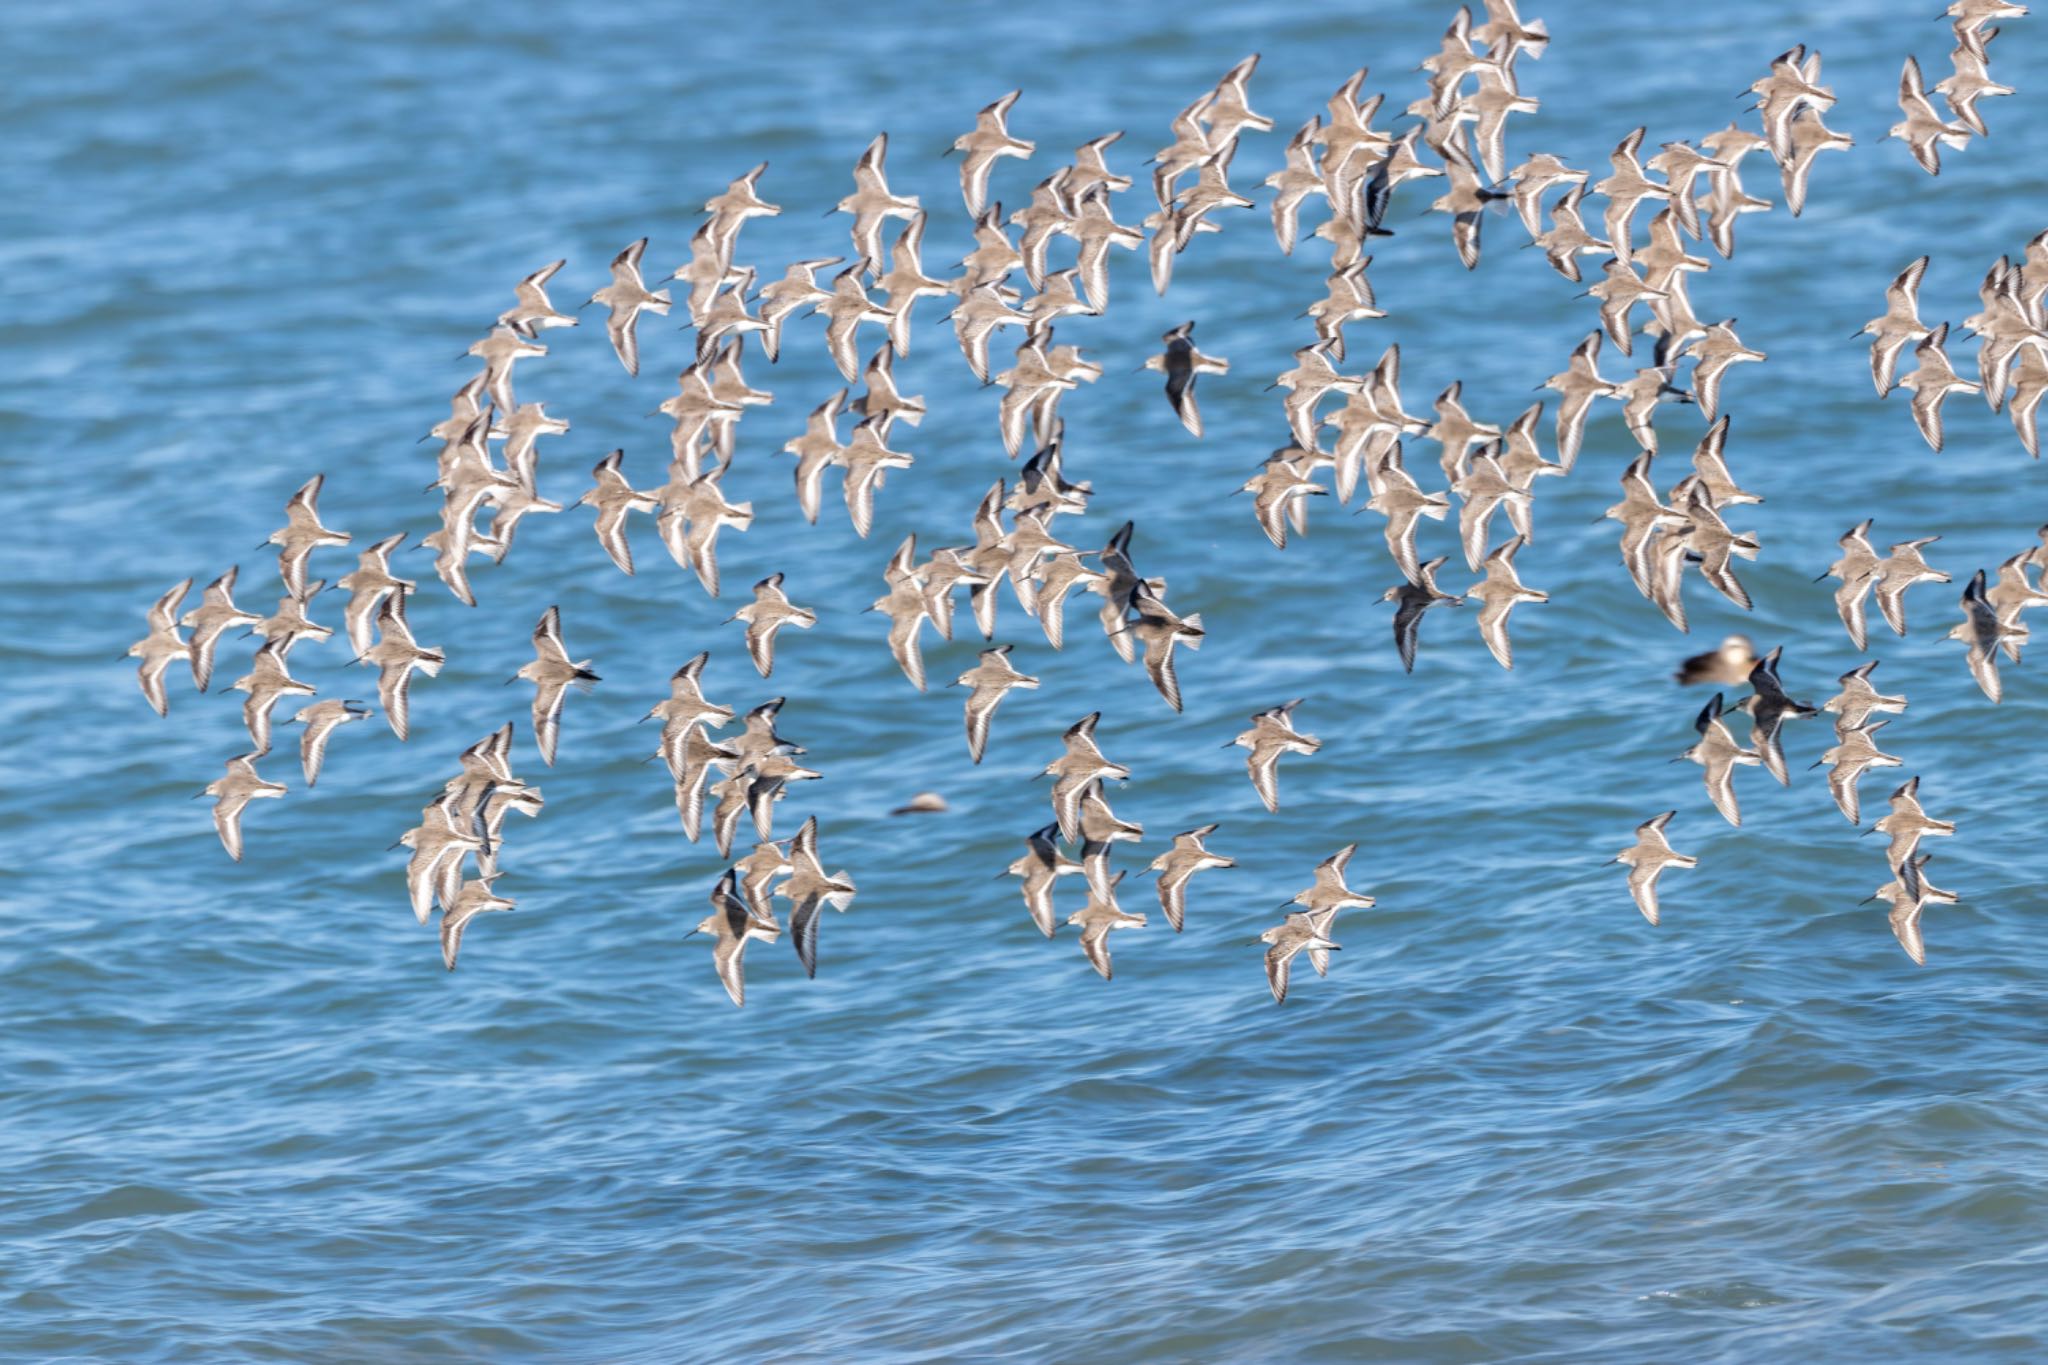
[503,676,520,685]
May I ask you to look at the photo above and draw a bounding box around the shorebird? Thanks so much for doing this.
[465,326,544,414]
[1948,568,2022,701]
[1866,853,1959,967]
[289,698,371,788]
[726,573,817,679]
[1611,811,1697,926]
[1451,451,1528,569]
[1751,45,1837,165]
[1426,381,1502,482]
[202,753,287,862]
[852,341,928,434]
[499,260,577,337]
[1265,118,1330,254]
[230,640,316,755]
[2009,347,2048,457]
[1145,824,1235,932]
[266,475,351,599]
[1688,415,1761,508]
[1034,550,1104,650]
[1229,701,1321,813]
[1696,128,1774,260]
[703,162,780,252]
[1985,551,2048,659]
[1859,257,1933,398]
[398,791,486,923]
[1780,107,1854,217]
[1948,0,2029,41]
[692,869,780,1007]
[1258,911,1342,1004]
[1593,128,1670,264]
[1730,646,1817,786]
[1066,130,1133,199]
[178,567,261,692]
[1001,822,1086,939]
[1467,536,1548,669]
[1142,321,1229,438]
[1677,487,1760,612]
[1429,137,1510,269]
[1687,322,1766,422]
[1042,712,1130,843]
[670,726,738,843]
[1868,775,1958,871]
[783,816,857,979]
[950,90,1035,217]
[511,606,599,767]
[756,257,840,363]
[438,876,516,972]
[1067,873,1145,980]
[1643,141,1725,239]
[1824,661,1908,737]
[1873,536,1950,636]
[1933,28,2015,137]
[1069,185,1143,313]
[1813,717,1903,824]
[1305,260,1384,360]
[1891,56,1972,175]
[1674,634,1757,686]
[949,279,1031,384]
[1381,557,1462,673]
[1819,518,1882,649]
[836,133,921,275]
[578,450,660,576]
[1896,323,1980,451]
[816,266,896,382]
[1585,257,1665,357]
[1285,844,1375,981]
[360,595,444,741]
[1239,456,1327,550]
[837,420,910,540]
[1124,580,1206,712]
[643,652,733,757]
[1507,152,1585,237]
[1679,693,1761,827]
[954,644,1039,764]
[871,538,930,692]
[781,389,850,525]
[1533,182,1612,283]
[1075,782,1144,897]
[589,239,672,377]
[1357,445,1448,580]
[1543,332,1624,469]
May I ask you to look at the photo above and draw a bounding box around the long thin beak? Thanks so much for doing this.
[1807,760,1826,770]
[1811,569,1833,582]
[1857,894,1878,905]
[503,676,519,686]
[1859,826,1880,837]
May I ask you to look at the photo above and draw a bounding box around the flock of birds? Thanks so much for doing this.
[128,0,2040,1002]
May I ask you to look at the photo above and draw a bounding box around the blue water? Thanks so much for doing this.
[9,1,2048,1358]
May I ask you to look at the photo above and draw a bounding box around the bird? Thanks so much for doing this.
[1818,519,1882,649]
[578,450,661,576]
[702,162,780,253]
[1895,323,1980,451]
[892,791,949,816]
[439,876,517,972]
[1542,332,1623,469]
[177,567,262,693]
[1675,636,1760,688]
[589,238,672,377]
[1257,912,1341,1004]
[465,326,545,415]
[1858,257,1933,397]
[1145,823,1236,932]
[691,868,781,1007]
[1679,693,1760,827]
[836,133,922,274]
[1285,844,1375,979]
[1067,872,1145,980]
[290,698,372,788]
[266,475,351,600]
[202,753,287,863]
[498,260,577,337]
[1948,568,2022,702]
[1142,321,1229,438]
[1042,712,1130,843]
[1813,718,1903,824]
[953,645,1040,764]
[129,577,194,716]
[1874,536,1950,636]
[1687,323,1767,422]
[1381,557,1462,673]
[1001,822,1087,939]
[1466,536,1548,669]
[950,90,1035,217]
[1730,646,1817,786]
[1868,776,1957,872]
[511,606,599,767]
[756,257,841,362]
[783,816,857,979]
[1230,701,1321,813]
[726,573,817,679]
[1891,55,1972,175]
[1779,107,1854,218]
[359,595,444,742]
[1823,661,1908,737]
[1865,853,1959,967]
[230,640,316,756]
[1611,811,1697,926]
[335,534,416,658]
[1123,580,1207,712]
